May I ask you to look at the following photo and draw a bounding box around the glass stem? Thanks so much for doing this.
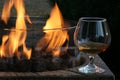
[89,56,94,65]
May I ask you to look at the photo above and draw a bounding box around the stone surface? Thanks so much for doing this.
[0,56,115,80]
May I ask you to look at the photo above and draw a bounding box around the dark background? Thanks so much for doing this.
[50,0,120,79]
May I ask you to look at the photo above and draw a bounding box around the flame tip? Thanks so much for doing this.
[36,3,69,57]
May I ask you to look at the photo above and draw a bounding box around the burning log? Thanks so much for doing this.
[0,45,87,72]
[0,58,8,71]
[13,59,32,72]
[31,58,47,72]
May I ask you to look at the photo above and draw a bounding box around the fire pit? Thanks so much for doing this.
[0,16,88,72]
[0,0,88,72]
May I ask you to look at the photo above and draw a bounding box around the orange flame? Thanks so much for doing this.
[1,0,13,24]
[0,0,32,59]
[36,3,69,57]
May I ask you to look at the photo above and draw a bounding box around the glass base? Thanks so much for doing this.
[78,63,105,74]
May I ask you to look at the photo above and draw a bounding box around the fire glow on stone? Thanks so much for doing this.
[0,0,69,59]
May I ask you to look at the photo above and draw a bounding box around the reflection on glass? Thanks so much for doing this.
[74,17,111,74]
